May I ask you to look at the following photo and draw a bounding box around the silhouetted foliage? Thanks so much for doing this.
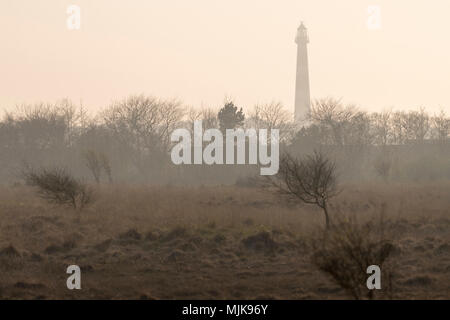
[311,218,394,299]
[101,94,184,179]
[268,151,339,229]
[0,96,448,184]
[218,101,245,132]
[22,166,94,211]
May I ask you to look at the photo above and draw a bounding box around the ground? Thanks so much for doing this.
[0,183,449,299]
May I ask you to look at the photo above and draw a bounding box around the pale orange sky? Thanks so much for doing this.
[1,0,449,114]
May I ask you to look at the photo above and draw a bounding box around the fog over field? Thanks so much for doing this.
[0,1,449,300]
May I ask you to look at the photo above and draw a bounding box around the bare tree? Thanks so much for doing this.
[248,102,295,141]
[83,149,113,183]
[83,149,102,183]
[268,151,339,229]
[201,107,219,130]
[431,109,449,143]
[99,152,113,183]
[12,100,89,149]
[185,106,219,137]
[57,98,89,146]
[345,111,373,147]
[103,95,184,151]
[102,95,184,176]
[10,103,67,152]
[159,98,186,148]
[401,108,430,143]
[371,110,392,146]
[390,111,406,145]
[309,98,371,146]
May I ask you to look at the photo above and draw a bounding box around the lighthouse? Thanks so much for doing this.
[294,22,311,123]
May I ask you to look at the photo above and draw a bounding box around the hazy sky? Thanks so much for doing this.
[1,0,449,114]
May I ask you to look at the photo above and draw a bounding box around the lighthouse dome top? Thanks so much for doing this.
[295,22,309,44]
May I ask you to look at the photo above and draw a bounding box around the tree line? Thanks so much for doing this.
[0,95,448,184]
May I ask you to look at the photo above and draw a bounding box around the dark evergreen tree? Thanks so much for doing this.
[217,101,245,133]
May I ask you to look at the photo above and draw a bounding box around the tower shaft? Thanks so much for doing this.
[295,23,311,122]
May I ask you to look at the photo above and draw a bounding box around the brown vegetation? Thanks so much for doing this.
[0,183,448,299]
[0,96,448,185]
[0,96,448,300]
[21,166,94,212]
[311,218,394,299]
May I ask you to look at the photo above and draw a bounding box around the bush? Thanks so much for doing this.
[268,151,339,229]
[22,166,94,211]
[311,218,394,299]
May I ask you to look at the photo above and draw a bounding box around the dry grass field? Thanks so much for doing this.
[0,182,449,300]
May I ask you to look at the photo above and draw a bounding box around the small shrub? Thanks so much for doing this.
[242,231,277,252]
[0,245,21,258]
[162,226,188,242]
[22,166,95,211]
[119,229,142,241]
[311,218,394,299]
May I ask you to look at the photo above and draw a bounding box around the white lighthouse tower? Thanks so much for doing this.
[294,22,311,123]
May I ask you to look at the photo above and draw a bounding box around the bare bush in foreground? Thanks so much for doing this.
[22,166,94,211]
[268,151,339,229]
[311,219,394,300]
